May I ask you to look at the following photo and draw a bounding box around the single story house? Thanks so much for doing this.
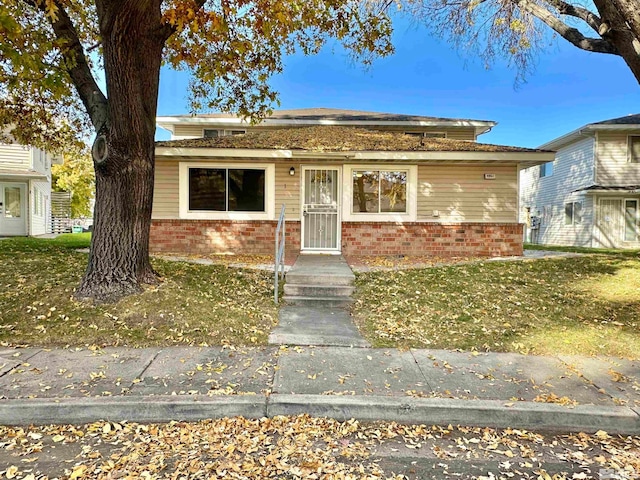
[152,109,553,257]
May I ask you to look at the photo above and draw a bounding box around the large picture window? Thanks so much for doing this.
[180,163,274,220]
[188,167,265,212]
[352,170,407,214]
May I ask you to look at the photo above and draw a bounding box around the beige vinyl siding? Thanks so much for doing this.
[596,131,640,185]
[0,143,31,170]
[172,125,214,139]
[152,160,179,218]
[418,164,518,222]
[169,124,477,141]
[275,163,300,217]
[153,156,519,222]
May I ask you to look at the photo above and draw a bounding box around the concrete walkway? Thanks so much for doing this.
[269,255,369,347]
[1,346,638,433]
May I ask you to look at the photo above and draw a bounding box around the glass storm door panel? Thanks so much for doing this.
[302,168,340,251]
[624,199,639,242]
[0,183,27,236]
[598,199,623,247]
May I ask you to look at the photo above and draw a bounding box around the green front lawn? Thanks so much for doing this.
[524,242,640,257]
[353,255,640,358]
[0,234,277,347]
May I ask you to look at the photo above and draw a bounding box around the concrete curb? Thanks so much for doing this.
[0,395,267,426]
[1,394,638,434]
[268,395,640,434]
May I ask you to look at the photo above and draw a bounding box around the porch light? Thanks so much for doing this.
[289,167,295,176]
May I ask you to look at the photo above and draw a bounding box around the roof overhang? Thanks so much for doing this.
[575,187,640,195]
[0,169,47,180]
[540,124,640,150]
[155,147,553,167]
[156,116,497,136]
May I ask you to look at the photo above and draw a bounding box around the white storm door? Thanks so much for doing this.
[597,198,623,247]
[0,183,27,236]
[301,167,340,252]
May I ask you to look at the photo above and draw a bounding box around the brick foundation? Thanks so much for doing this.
[342,222,523,257]
[150,220,522,257]
[150,219,301,256]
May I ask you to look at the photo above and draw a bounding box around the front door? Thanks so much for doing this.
[0,183,27,236]
[301,167,340,252]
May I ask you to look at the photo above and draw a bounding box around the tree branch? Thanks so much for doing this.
[28,0,108,130]
[515,0,618,55]
[159,0,208,41]
[545,0,603,34]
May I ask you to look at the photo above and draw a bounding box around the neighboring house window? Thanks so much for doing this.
[203,129,246,138]
[33,190,42,216]
[405,131,447,138]
[352,170,407,214]
[624,199,639,241]
[179,163,274,220]
[540,162,553,178]
[189,168,265,212]
[628,136,640,163]
[565,201,582,225]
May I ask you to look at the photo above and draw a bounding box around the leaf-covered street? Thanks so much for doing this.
[1,416,638,480]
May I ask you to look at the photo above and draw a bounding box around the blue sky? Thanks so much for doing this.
[156,18,640,148]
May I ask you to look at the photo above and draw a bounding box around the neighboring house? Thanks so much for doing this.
[0,141,62,236]
[153,108,553,257]
[520,113,640,249]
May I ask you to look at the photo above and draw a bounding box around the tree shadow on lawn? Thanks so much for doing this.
[0,236,277,348]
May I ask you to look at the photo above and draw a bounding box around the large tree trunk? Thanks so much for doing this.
[592,0,640,83]
[75,1,165,303]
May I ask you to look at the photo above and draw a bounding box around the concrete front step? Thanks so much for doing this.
[285,272,354,287]
[283,284,355,298]
[283,296,353,307]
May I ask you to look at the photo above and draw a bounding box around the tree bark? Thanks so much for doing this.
[592,0,640,83]
[75,0,165,302]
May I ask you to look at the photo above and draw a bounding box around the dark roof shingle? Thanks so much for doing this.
[156,126,549,153]
[592,114,640,126]
[165,107,494,124]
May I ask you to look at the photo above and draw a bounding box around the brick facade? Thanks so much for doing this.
[150,220,301,256]
[150,220,522,257]
[342,222,523,257]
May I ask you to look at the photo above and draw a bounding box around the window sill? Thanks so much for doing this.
[181,211,272,221]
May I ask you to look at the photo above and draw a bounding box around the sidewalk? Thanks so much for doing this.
[0,346,638,433]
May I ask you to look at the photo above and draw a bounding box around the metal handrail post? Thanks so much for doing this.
[274,204,286,303]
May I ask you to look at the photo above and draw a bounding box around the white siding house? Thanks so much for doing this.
[0,142,61,236]
[520,114,640,249]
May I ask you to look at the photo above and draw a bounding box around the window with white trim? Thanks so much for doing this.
[180,163,274,220]
[189,167,265,212]
[203,129,246,138]
[565,201,582,225]
[404,131,446,138]
[352,170,407,213]
[343,165,416,222]
[628,136,640,163]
